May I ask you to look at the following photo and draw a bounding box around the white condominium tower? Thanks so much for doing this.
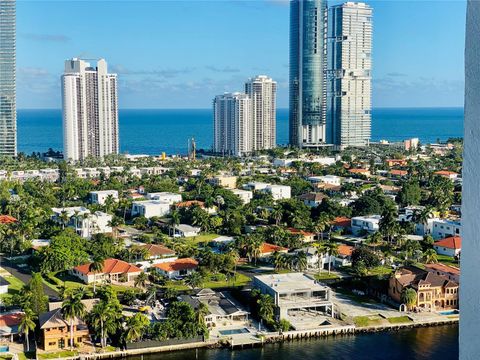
[213,93,252,156]
[62,58,119,161]
[328,2,372,147]
[0,0,17,157]
[245,75,277,151]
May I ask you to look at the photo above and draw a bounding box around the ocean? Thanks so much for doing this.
[128,325,458,360]
[17,107,464,155]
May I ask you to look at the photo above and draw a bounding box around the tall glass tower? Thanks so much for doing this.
[289,0,328,147]
[0,0,16,157]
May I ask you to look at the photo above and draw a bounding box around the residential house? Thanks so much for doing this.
[263,185,291,200]
[348,168,371,177]
[173,224,201,238]
[0,215,17,224]
[287,228,315,243]
[298,192,328,208]
[425,263,460,283]
[0,312,22,342]
[231,189,253,204]
[434,236,462,257]
[331,217,351,233]
[389,169,408,179]
[210,176,237,189]
[332,244,354,267]
[351,215,381,236]
[253,273,333,321]
[146,192,182,204]
[51,207,112,238]
[39,308,90,351]
[307,175,341,186]
[389,266,459,311]
[385,159,408,167]
[432,219,461,239]
[179,288,249,327]
[131,200,170,218]
[259,243,288,259]
[434,170,459,180]
[71,258,142,284]
[89,190,119,205]
[243,181,270,191]
[153,258,198,279]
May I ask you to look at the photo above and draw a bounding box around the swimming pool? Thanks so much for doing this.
[439,310,459,315]
[218,328,250,336]
[0,345,9,353]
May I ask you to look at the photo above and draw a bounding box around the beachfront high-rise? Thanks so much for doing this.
[328,2,372,147]
[0,0,17,157]
[245,75,277,151]
[213,93,252,156]
[289,0,328,147]
[62,58,119,161]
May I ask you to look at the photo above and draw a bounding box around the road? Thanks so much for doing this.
[0,256,59,299]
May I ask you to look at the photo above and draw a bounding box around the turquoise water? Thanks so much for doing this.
[128,325,458,360]
[218,328,250,336]
[17,107,464,155]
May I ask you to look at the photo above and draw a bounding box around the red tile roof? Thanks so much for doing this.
[0,313,22,327]
[434,170,458,177]
[425,263,460,276]
[140,244,176,257]
[390,169,408,176]
[74,258,142,276]
[287,228,315,237]
[153,258,198,272]
[260,242,288,254]
[337,244,354,257]
[349,168,369,174]
[332,217,351,228]
[175,200,205,208]
[0,215,17,224]
[434,236,462,250]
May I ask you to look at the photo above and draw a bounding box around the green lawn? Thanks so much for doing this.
[186,233,220,244]
[367,266,394,276]
[315,272,340,281]
[437,255,459,267]
[165,272,251,291]
[354,315,383,327]
[387,316,412,324]
[0,274,25,300]
[37,350,77,359]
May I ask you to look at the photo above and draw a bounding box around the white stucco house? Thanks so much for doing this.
[351,215,381,236]
[434,236,462,257]
[131,200,171,218]
[231,189,253,204]
[51,207,112,238]
[263,185,291,200]
[89,190,119,205]
[153,258,198,279]
[146,192,182,204]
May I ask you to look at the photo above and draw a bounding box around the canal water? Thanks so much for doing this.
[129,324,458,360]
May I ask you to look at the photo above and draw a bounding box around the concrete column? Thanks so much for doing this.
[460,1,480,358]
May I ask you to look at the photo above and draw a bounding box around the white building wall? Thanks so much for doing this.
[460,2,480,357]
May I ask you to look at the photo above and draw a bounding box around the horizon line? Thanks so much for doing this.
[17,106,465,111]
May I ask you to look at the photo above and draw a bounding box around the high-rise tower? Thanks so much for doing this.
[213,93,252,156]
[328,2,372,147]
[0,0,16,157]
[62,58,119,161]
[289,0,328,147]
[245,75,277,151]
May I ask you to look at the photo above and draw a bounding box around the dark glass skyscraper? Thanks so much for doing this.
[289,0,328,147]
[0,0,16,157]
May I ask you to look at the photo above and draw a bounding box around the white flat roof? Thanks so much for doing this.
[254,273,327,293]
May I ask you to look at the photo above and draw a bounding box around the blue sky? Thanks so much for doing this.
[17,0,466,109]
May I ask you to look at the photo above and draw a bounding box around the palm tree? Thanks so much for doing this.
[19,308,36,352]
[326,242,339,274]
[424,248,438,264]
[185,272,203,289]
[195,302,209,332]
[89,258,104,294]
[257,294,275,323]
[366,231,383,252]
[295,251,308,271]
[89,300,116,348]
[313,242,327,271]
[62,290,86,350]
[124,313,149,343]
[271,207,283,226]
[170,209,180,237]
[401,288,417,311]
[313,214,332,241]
[59,210,69,230]
[134,272,148,289]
